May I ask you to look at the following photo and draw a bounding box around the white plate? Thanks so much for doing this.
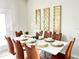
[21,35,32,38]
[44,38,54,42]
[51,41,64,47]
[36,40,48,47]
[39,36,44,40]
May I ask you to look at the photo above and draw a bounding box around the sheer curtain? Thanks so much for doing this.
[0,0,16,47]
[0,14,6,47]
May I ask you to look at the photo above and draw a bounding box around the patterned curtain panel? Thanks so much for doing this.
[53,6,61,33]
[35,9,41,31]
[43,8,50,31]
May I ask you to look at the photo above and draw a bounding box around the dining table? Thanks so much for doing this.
[14,35,68,55]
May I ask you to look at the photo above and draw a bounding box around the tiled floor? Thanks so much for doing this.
[0,50,15,59]
[0,50,78,59]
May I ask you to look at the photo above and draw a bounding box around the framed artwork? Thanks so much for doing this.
[53,5,61,33]
[43,8,50,31]
[35,9,41,30]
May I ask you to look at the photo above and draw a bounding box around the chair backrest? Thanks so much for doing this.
[52,32,62,41]
[44,31,52,38]
[24,44,31,59]
[14,40,24,59]
[65,38,76,59]
[40,31,43,36]
[5,36,15,55]
[31,45,40,59]
[36,32,40,37]
[24,44,40,59]
[15,31,23,37]
[36,31,43,37]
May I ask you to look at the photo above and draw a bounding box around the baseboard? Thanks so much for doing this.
[72,54,79,59]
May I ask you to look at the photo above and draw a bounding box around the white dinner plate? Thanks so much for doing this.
[36,40,48,47]
[44,38,54,42]
[26,38,36,43]
[51,41,64,47]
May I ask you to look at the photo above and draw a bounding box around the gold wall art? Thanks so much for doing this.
[35,9,41,30]
[43,8,50,31]
[53,6,61,33]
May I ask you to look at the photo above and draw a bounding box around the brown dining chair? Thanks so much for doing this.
[40,31,43,36]
[44,31,52,38]
[36,31,43,37]
[15,31,23,37]
[24,44,45,59]
[49,38,76,59]
[14,40,24,59]
[5,36,16,55]
[52,32,62,41]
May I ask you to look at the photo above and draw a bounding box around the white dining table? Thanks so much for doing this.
[14,35,33,40]
[14,36,67,55]
[36,40,67,55]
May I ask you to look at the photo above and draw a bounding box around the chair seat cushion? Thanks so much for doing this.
[50,53,65,59]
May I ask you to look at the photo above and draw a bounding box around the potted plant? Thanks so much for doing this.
[25,31,29,35]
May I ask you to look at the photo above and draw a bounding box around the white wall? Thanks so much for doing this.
[26,0,79,58]
[62,0,79,58]
[13,0,28,34]
[11,0,28,36]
